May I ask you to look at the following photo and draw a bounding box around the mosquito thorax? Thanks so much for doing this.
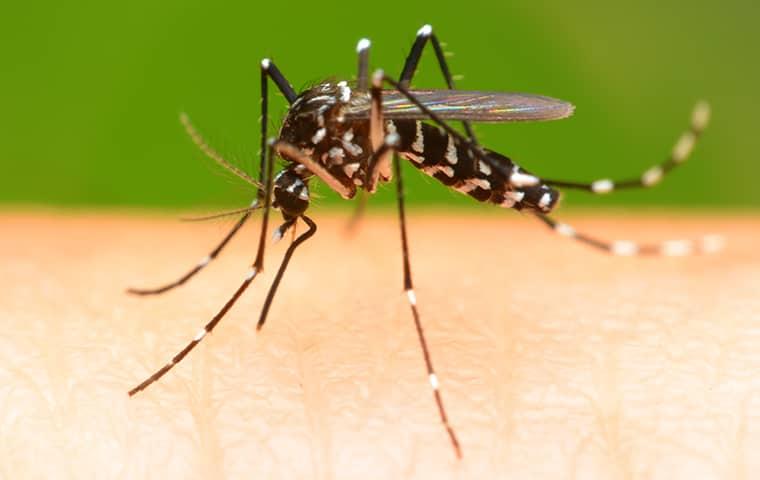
[277,80,371,193]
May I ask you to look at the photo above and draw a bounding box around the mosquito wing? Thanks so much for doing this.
[345,89,574,123]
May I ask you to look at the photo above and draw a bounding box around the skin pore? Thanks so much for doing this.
[2,212,758,479]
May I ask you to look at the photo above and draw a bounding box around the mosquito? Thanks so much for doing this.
[127,24,714,459]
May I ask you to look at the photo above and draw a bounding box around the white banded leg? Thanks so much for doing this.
[127,113,265,296]
[536,213,724,256]
[544,101,710,194]
[129,141,278,396]
[399,24,477,142]
[356,38,371,91]
[391,138,462,459]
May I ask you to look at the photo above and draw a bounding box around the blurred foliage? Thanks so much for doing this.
[1,0,757,210]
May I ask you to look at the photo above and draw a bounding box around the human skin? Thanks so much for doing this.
[2,212,759,479]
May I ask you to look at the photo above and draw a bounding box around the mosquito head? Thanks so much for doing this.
[273,168,310,220]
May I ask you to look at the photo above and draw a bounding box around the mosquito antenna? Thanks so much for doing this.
[180,112,265,189]
[180,204,262,222]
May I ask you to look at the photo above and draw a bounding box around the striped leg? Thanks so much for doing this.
[543,102,710,194]
[127,201,257,296]
[356,38,371,91]
[127,114,262,296]
[128,60,297,296]
[365,83,462,456]
[128,140,277,396]
[536,213,724,256]
[400,24,477,142]
[392,143,462,459]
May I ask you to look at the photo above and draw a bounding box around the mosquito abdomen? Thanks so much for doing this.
[390,119,559,212]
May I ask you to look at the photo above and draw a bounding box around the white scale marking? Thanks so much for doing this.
[198,255,211,267]
[673,132,696,163]
[418,24,433,37]
[406,289,417,306]
[343,163,360,177]
[412,121,424,153]
[506,191,525,202]
[246,267,258,281]
[298,189,309,201]
[611,241,638,256]
[343,142,363,156]
[555,223,576,237]
[660,240,693,256]
[337,81,351,103]
[591,179,614,194]
[328,147,345,162]
[478,161,491,176]
[429,373,440,390]
[356,38,371,53]
[193,328,207,342]
[260,58,271,69]
[341,128,363,156]
[311,128,326,144]
[439,166,454,177]
[307,94,334,104]
[510,171,539,187]
[641,166,664,186]
[692,101,711,131]
[538,192,553,209]
[445,135,458,165]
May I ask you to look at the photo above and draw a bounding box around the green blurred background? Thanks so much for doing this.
[2,0,757,211]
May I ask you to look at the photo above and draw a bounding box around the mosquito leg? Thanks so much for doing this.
[128,140,277,396]
[127,199,259,296]
[356,38,371,91]
[128,112,260,295]
[260,58,297,194]
[392,148,462,458]
[256,215,318,331]
[127,61,295,296]
[365,70,397,191]
[535,213,724,256]
[542,101,710,194]
[363,78,461,454]
[400,24,477,142]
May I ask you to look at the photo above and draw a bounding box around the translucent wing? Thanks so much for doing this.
[344,90,575,122]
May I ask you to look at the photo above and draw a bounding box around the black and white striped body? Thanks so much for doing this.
[389,119,559,212]
[277,80,559,214]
